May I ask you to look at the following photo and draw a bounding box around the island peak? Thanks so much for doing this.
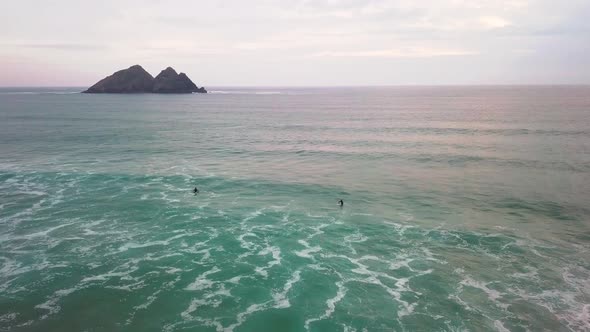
[83,65,207,94]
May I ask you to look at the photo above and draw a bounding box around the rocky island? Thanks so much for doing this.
[83,65,206,94]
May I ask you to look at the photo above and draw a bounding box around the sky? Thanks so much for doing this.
[1,0,589,86]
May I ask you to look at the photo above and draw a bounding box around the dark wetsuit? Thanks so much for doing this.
[338,199,344,207]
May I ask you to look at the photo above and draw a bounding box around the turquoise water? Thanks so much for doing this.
[0,86,589,331]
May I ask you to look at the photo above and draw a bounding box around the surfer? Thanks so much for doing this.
[193,187,199,195]
[338,199,344,207]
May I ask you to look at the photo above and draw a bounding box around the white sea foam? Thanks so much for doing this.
[224,301,270,332]
[81,218,106,236]
[388,257,414,271]
[460,276,504,302]
[35,286,81,319]
[255,246,281,278]
[294,239,322,259]
[383,221,414,236]
[420,247,446,264]
[494,320,510,332]
[343,230,368,255]
[2,198,46,225]
[164,267,183,274]
[228,276,243,284]
[2,155,587,332]
[273,270,301,308]
[0,312,17,323]
[143,252,183,262]
[106,279,145,291]
[322,252,429,318]
[186,267,221,291]
[243,208,264,222]
[561,304,590,332]
[237,232,258,250]
[118,240,169,252]
[81,270,136,283]
[281,213,290,223]
[309,223,330,239]
[511,266,539,280]
[173,300,225,332]
[197,248,213,262]
[131,276,181,322]
[205,284,232,299]
[181,298,213,320]
[342,325,357,332]
[502,264,590,331]
[19,219,68,238]
[304,281,347,330]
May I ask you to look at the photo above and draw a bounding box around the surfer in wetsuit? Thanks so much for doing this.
[338,199,344,207]
[193,187,199,195]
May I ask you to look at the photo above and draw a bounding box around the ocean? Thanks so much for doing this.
[0,86,589,332]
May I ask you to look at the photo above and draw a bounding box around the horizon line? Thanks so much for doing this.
[1,83,590,89]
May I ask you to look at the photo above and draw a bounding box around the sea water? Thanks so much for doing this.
[0,86,589,331]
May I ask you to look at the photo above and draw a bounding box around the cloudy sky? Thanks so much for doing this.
[1,0,589,86]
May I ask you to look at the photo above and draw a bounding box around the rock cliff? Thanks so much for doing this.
[152,67,205,93]
[83,65,154,93]
[83,65,207,94]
